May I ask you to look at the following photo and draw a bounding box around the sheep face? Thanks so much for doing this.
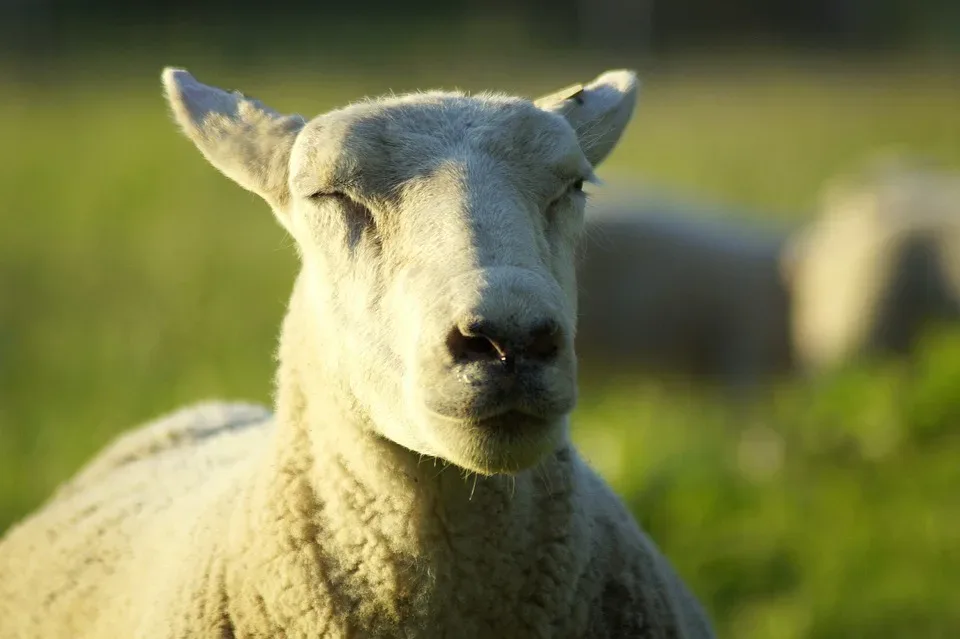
[162,69,638,475]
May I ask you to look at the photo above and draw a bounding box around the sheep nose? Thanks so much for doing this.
[446,319,563,370]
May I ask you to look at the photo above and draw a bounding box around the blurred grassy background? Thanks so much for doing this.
[2,12,960,638]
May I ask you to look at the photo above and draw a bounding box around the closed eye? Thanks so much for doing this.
[549,177,588,209]
[308,189,351,202]
[307,189,377,231]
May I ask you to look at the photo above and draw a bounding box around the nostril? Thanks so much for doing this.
[446,319,562,366]
[526,320,562,361]
[446,323,508,363]
[464,335,501,359]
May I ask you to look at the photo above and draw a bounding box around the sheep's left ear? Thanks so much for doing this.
[534,69,639,167]
[161,67,306,215]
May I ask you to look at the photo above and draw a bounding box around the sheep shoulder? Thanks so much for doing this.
[574,463,715,638]
[52,401,272,502]
[0,402,272,639]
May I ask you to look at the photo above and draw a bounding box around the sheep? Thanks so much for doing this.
[574,178,795,389]
[0,68,716,638]
[782,154,960,371]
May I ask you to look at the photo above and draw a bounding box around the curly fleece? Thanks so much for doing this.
[0,396,712,638]
[0,67,715,639]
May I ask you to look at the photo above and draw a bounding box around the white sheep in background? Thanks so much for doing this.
[783,155,960,371]
[0,68,715,638]
[575,179,795,389]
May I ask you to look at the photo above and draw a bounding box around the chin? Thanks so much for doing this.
[424,410,569,476]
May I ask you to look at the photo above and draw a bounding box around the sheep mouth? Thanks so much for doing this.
[471,409,555,433]
[423,392,573,425]
[427,402,544,422]
[423,405,569,475]
[421,372,576,420]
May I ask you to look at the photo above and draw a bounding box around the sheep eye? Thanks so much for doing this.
[309,190,376,232]
[309,190,370,214]
[547,179,587,215]
[309,190,348,201]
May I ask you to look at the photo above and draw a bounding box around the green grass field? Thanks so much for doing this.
[1,53,959,637]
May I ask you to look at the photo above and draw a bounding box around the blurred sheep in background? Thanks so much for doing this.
[575,177,795,390]
[783,153,960,372]
[576,154,960,389]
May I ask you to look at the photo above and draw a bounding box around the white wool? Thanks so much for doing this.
[0,68,714,638]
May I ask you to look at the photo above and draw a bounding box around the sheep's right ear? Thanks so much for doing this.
[161,67,305,216]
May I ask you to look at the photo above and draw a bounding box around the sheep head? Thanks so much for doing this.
[162,67,638,475]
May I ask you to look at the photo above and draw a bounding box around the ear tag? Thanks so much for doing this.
[557,83,585,104]
[535,83,585,107]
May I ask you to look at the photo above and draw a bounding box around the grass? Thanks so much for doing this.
[1,51,958,638]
